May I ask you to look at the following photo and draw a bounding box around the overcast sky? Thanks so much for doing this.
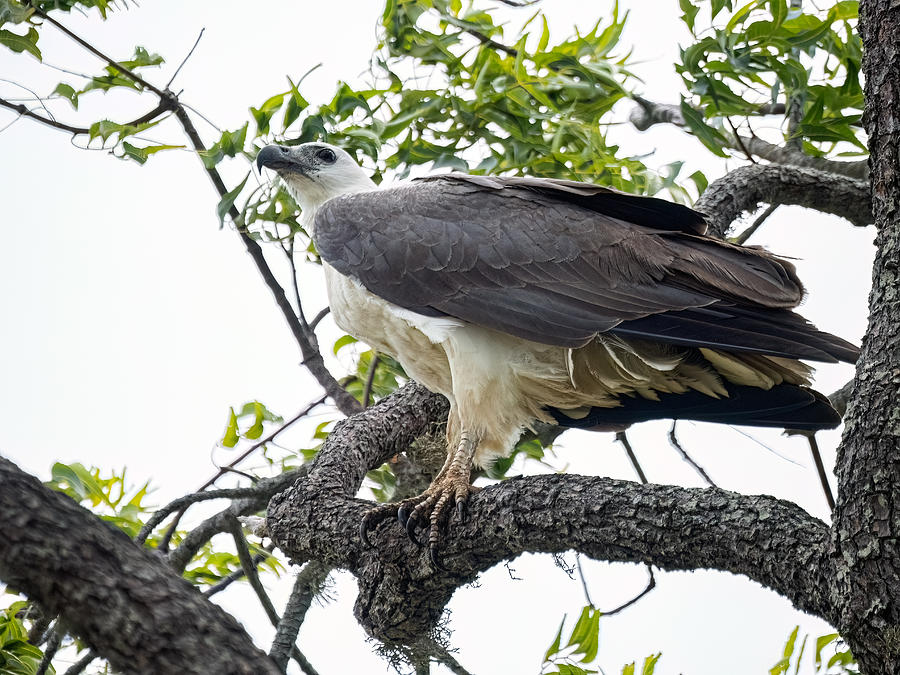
[0,1,874,673]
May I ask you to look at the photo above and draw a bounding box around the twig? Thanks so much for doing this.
[173,105,361,416]
[806,433,836,512]
[309,307,331,331]
[62,651,97,675]
[362,353,381,408]
[168,467,306,573]
[732,204,779,245]
[203,550,269,597]
[32,7,168,98]
[0,96,88,134]
[228,517,280,626]
[667,422,717,487]
[35,626,62,675]
[727,117,758,164]
[155,396,326,550]
[166,28,205,89]
[600,567,656,617]
[135,486,265,545]
[614,431,648,484]
[269,562,331,671]
[575,554,593,607]
[287,238,309,329]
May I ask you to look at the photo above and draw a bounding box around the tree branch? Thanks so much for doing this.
[0,456,280,674]
[266,383,838,643]
[269,562,331,671]
[628,96,869,180]
[694,164,872,237]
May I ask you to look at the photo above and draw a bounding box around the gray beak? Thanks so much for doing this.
[256,144,294,172]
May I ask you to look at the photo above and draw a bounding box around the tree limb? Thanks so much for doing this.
[628,96,869,180]
[266,383,838,643]
[694,164,872,237]
[0,456,280,675]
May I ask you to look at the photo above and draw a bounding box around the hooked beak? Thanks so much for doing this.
[256,144,301,173]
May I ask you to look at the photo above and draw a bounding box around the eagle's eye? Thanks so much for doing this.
[316,147,337,164]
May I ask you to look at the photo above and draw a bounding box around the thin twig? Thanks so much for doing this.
[806,433,836,512]
[203,550,270,597]
[269,562,331,671]
[35,627,62,675]
[62,651,97,675]
[0,96,88,134]
[575,554,593,607]
[667,422,717,487]
[32,7,168,98]
[309,307,331,331]
[166,28,205,89]
[228,517,280,626]
[614,431,648,484]
[362,353,380,408]
[727,117,758,164]
[135,486,265,545]
[600,567,656,617]
[732,204,779,245]
[155,395,326,550]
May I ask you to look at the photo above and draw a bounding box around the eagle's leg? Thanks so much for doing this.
[359,430,480,568]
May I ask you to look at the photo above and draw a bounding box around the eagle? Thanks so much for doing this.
[257,142,857,562]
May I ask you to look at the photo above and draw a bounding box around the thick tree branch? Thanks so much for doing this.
[266,383,837,643]
[0,456,280,674]
[694,164,872,237]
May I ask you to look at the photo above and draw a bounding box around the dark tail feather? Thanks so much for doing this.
[549,383,841,431]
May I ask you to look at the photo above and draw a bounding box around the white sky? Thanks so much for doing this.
[0,1,874,674]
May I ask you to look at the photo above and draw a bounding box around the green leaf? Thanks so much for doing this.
[814,633,839,669]
[0,26,39,59]
[216,172,249,227]
[284,78,309,129]
[222,408,239,448]
[544,617,565,662]
[0,0,33,26]
[120,142,182,165]
[333,334,359,355]
[251,93,286,136]
[641,653,661,675]
[679,100,729,157]
[622,663,635,675]
[679,0,700,32]
[51,82,78,109]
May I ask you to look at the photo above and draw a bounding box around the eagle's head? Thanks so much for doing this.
[256,141,375,216]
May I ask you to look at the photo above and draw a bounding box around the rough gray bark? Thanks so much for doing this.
[267,383,840,642]
[829,1,900,672]
[0,457,280,675]
[695,164,872,237]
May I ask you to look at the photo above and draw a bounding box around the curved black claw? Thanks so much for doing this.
[405,515,423,547]
[456,498,467,524]
[397,504,411,527]
[429,545,450,572]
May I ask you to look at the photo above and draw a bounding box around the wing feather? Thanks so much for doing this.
[314,175,857,362]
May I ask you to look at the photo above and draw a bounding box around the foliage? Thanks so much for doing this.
[676,0,864,157]
[770,626,858,675]
[0,601,50,675]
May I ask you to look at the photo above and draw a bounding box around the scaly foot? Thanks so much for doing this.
[360,431,480,569]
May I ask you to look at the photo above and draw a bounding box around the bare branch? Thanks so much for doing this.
[667,422,717,487]
[169,467,306,574]
[266,383,838,642]
[362,353,381,408]
[731,204,779,245]
[166,28,205,89]
[0,456,280,674]
[601,567,656,617]
[695,164,872,238]
[269,562,331,671]
[614,431,648,484]
[62,651,97,675]
[628,97,868,180]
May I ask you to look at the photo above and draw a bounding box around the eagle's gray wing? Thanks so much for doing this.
[314,174,857,362]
